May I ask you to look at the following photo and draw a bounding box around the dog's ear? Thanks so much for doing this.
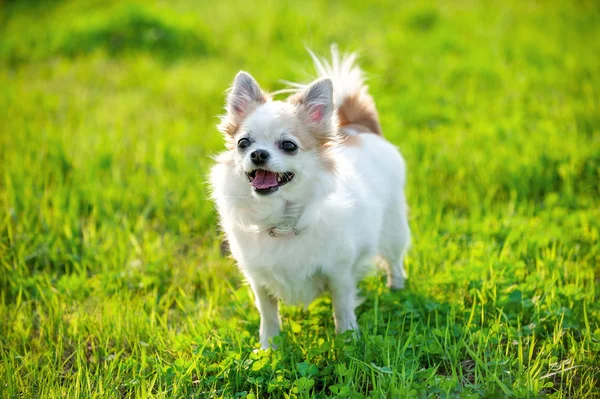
[228,71,266,118]
[294,78,335,136]
[218,71,267,138]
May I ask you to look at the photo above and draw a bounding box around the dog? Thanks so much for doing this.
[210,45,411,349]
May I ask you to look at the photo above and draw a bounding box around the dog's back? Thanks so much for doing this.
[294,46,411,289]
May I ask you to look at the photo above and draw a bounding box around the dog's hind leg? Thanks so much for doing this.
[379,200,411,290]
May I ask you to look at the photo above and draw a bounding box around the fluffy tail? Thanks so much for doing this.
[285,45,382,135]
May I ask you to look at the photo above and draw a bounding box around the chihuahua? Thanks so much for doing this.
[210,46,410,348]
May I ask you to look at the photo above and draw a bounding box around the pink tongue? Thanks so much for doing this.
[251,170,278,189]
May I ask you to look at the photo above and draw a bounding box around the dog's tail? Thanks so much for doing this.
[282,45,382,135]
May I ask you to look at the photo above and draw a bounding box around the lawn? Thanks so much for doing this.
[1,0,599,397]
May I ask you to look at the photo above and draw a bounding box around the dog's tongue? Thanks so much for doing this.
[251,170,278,189]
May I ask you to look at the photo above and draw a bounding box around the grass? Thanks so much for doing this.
[1,0,599,397]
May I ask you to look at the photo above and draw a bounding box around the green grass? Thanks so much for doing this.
[1,0,599,397]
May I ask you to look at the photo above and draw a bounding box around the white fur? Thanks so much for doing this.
[210,48,411,349]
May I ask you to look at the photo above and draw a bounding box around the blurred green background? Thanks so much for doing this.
[1,0,599,398]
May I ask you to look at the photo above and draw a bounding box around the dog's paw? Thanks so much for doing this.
[259,335,281,350]
[336,327,360,344]
[260,342,278,350]
[259,343,278,351]
[388,277,406,291]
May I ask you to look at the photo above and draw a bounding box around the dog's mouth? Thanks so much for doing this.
[247,169,294,195]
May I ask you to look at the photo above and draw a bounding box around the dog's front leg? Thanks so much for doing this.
[249,281,281,349]
[328,276,359,335]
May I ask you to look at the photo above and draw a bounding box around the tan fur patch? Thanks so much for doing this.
[321,151,336,173]
[341,123,372,134]
[285,94,337,173]
[339,132,362,147]
[337,93,382,135]
[295,129,320,150]
[218,119,241,142]
[286,92,303,106]
[285,93,337,148]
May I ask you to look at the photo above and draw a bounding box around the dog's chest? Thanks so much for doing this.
[253,267,327,305]
[231,227,341,305]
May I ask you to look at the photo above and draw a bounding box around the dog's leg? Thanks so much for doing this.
[380,200,411,290]
[387,259,408,290]
[250,281,280,349]
[328,276,359,334]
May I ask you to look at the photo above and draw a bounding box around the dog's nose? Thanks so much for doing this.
[250,149,270,165]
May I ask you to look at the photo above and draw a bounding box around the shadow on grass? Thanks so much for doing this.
[3,0,65,11]
[1,4,215,65]
[58,6,214,62]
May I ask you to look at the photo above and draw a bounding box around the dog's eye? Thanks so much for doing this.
[238,138,251,150]
[280,141,298,154]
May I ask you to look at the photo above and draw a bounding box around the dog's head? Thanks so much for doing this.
[217,71,337,198]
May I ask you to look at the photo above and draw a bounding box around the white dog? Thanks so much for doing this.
[210,46,410,349]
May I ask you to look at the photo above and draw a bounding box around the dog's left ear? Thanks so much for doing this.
[219,71,267,138]
[294,78,335,135]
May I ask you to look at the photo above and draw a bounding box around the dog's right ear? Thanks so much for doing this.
[218,71,267,139]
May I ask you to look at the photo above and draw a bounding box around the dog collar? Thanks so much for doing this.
[264,201,305,237]
[268,225,301,237]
